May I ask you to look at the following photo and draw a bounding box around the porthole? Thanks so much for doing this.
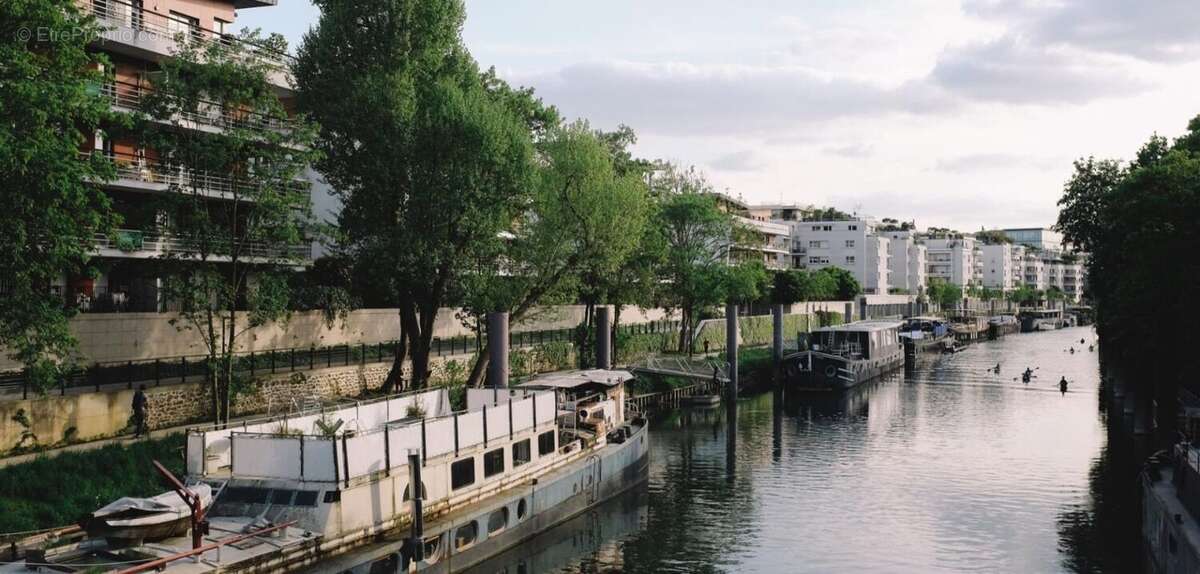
[517,498,528,520]
[487,507,508,535]
[454,522,478,551]
[422,535,443,564]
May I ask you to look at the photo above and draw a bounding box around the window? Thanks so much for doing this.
[486,508,508,534]
[423,535,443,562]
[402,482,427,502]
[848,225,858,231]
[270,489,295,505]
[808,240,828,249]
[809,256,829,265]
[483,448,505,478]
[454,522,478,550]
[538,430,556,456]
[512,439,531,467]
[517,498,528,520]
[294,490,319,507]
[168,11,201,42]
[451,457,475,490]
[845,240,855,248]
[811,225,821,231]
[214,18,230,35]
[845,256,856,265]
[823,225,832,231]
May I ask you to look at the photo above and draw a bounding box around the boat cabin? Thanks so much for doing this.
[809,321,902,360]
[899,316,949,340]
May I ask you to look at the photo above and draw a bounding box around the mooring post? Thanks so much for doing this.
[726,303,739,402]
[407,451,424,563]
[907,300,915,318]
[844,302,853,324]
[595,306,611,370]
[487,312,509,389]
[771,304,784,364]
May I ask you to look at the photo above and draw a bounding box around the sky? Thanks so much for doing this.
[235,0,1200,231]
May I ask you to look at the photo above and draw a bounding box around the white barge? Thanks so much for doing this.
[4,370,649,574]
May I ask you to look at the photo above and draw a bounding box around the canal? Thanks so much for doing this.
[466,326,1143,573]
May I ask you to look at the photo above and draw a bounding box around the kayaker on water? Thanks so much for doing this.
[1059,377,1069,395]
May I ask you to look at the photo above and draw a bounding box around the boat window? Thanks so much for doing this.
[512,439,531,467]
[223,487,269,504]
[483,448,505,478]
[454,522,478,550]
[294,490,319,507]
[323,490,341,503]
[451,457,476,490]
[423,535,442,562]
[538,431,556,456]
[517,498,528,520]
[402,481,427,501]
[487,507,508,534]
[270,489,295,505]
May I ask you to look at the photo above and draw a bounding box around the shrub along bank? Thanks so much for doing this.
[0,433,186,532]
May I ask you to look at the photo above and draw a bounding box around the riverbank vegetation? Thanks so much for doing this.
[1057,115,1200,446]
[0,434,185,532]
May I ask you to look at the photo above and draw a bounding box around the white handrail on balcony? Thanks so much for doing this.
[84,150,308,200]
[102,81,293,133]
[95,229,310,260]
[82,0,293,72]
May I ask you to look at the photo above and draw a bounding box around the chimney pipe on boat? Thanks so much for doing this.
[407,451,424,563]
[844,302,853,324]
[595,306,611,370]
[487,312,509,388]
[771,304,784,364]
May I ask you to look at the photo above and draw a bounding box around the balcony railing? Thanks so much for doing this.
[82,0,293,73]
[102,80,294,133]
[95,228,311,261]
[86,150,308,201]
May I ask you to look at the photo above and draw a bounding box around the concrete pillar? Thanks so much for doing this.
[907,301,915,318]
[859,297,867,321]
[726,303,739,401]
[844,302,853,324]
[487,312,509,388]
[771,304,784,363]
[595,306,611,370]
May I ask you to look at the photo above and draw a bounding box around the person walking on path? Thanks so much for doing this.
[1059,377,1069,396]
[132,385,149,438]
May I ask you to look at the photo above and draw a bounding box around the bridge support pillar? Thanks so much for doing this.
[487,312,509,388]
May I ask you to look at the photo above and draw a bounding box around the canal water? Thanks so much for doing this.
[469,326,1143,573]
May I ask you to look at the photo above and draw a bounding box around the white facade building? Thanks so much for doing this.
[792,219,890,294]
[735,215,793,270]
[980,243,1020,292]
[924,236,981,287]
[882,231,926,294]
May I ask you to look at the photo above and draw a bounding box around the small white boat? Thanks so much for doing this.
[84,483,212,544]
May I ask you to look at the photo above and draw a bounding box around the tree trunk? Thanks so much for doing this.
[206,312,220,427]
[466,353,489,389]
[381,308,408,394]
[224,309,236,426]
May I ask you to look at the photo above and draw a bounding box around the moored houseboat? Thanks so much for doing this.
[780,320,905,391]
[3,370,649,574]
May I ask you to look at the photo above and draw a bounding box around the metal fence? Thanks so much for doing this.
[0,319,680,398]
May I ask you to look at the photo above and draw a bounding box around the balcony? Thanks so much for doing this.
[86,150,309,203]
[94,229,311,262]
[81,0,293,88]
[102,81,295,134]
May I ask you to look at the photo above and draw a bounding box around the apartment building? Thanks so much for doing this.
[1002,228,1065,252]
[792,219,891,293]
[980,243,1020,292]
[924,236,981,287]
[882,231,926,294]
[714,194,794,270]
[65,0,310,312]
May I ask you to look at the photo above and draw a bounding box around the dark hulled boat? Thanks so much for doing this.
[781,320,905,391]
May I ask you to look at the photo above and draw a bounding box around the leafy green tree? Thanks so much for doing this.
[295,0,536,391]
[133,33,318,424]
[0,0,122,391]
[1057,117,1200,446]
[723,261,770,305]
[461,121,651,386]
[816,267,862,300]
[771,270,806,304]
[926,278,962,309]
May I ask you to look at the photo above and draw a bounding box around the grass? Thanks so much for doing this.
[0,433,187,533]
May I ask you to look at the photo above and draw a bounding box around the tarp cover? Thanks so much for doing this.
[92,483,212,519]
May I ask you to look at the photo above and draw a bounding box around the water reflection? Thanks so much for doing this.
[498,327,1139,573]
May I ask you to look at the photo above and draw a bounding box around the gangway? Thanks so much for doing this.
[630,356,732,383]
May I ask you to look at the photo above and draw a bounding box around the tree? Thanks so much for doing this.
[816,267,862,300]
[926,279,962,309]
[461,121,651,386]
[651,168,743,353]
[975,229,1012,245]
[133,32,318,425]
[1057,117,1200,447]
[0,0,122,391]
[723,261,770,305]
[295,0,536,391]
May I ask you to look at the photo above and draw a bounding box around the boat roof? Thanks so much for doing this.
[518,369,634,390]
[905,316,945,322]
[814,320,904,333]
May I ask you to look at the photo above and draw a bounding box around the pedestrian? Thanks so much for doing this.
[703,340,710,355]
[1059,377,1069,396]
[132,384,149,438]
